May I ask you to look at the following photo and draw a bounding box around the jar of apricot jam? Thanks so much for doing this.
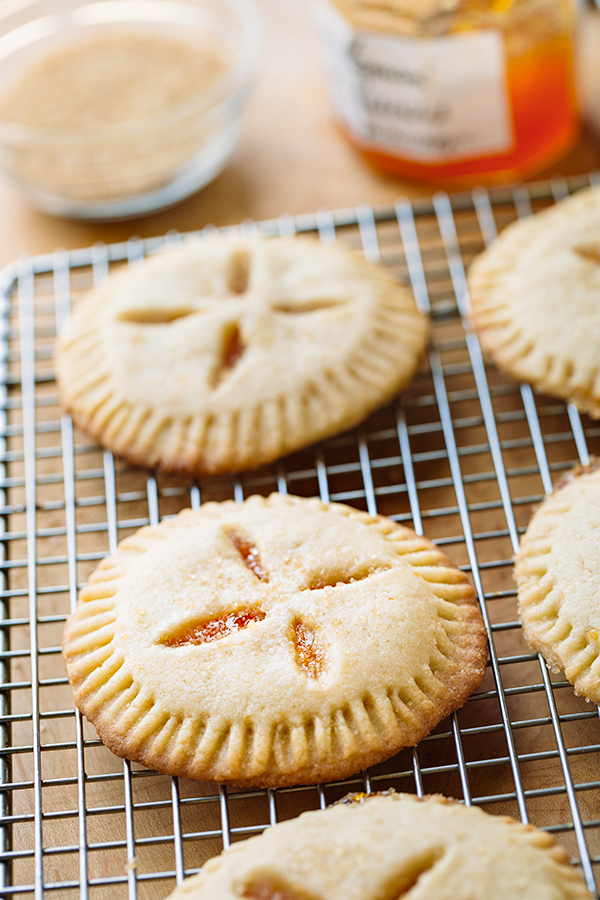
[313,0,580,187]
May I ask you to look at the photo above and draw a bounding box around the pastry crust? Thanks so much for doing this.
[62,494,487,787]
[55,235,428,475]
[468,186,600,417]
[166,791,593,899]
[515,460,600,703]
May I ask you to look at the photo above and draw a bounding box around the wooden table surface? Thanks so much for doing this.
[0,0,599,267]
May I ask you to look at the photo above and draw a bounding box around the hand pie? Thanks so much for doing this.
[63,494,487,787]
[56,235,428,475]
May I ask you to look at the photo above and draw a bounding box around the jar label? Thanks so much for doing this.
[312,0,514,162]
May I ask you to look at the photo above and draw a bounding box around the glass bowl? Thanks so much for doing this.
[0,0,262,220]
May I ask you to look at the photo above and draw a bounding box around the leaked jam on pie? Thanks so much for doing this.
[228,529,269,581]
[222,325,246,371]
[292,620,324,678]
[163,608,266,647]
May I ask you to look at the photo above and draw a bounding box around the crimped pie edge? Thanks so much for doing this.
[467,186,600,418]
[515,460,600,702]
[62,493,487,787]
[55,235,429,476]
[166,791,593,900]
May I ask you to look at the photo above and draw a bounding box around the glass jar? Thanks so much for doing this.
[313,0,580,187]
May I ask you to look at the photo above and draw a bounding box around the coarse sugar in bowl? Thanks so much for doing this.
[312,0,580,188]
[0,0,262,220]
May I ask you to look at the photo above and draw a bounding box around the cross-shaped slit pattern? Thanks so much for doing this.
[159,523,333,680]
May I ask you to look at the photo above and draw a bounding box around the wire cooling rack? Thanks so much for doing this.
[2,172,600,900]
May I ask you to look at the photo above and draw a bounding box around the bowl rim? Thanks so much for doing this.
[0,0,263,145]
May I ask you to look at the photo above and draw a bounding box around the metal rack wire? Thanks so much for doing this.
[1,173,600,899]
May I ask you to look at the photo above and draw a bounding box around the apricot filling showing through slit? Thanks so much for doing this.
[63,493,487,787]
[163,791,594,900]
[54,234,428,476]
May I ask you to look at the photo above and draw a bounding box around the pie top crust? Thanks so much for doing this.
[166,791,593,899]
[55,235,428,475]
[63,494,487,787]
[515,460,600,702]
[468,186,600,417]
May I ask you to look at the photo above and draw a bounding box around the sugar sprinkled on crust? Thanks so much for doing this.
[468,186,600,417]
[165,791,593,899]
[63,493,486,787]
[515,459,600,702]
[55,235,428,476]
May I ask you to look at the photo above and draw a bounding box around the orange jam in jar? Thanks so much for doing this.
[313,0,580,187]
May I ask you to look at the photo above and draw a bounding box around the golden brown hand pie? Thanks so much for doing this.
[515,460,600,702]
[62,494,487,787]
[468,185,600,416]
[55,235,428,475]
[165,791,594,899]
